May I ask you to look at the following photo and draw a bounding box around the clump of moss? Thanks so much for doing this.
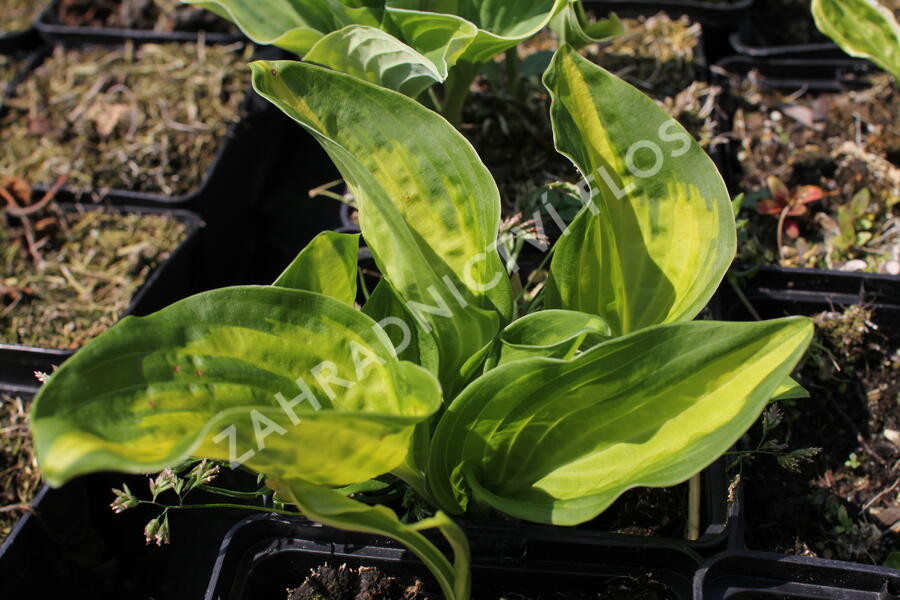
[589,12,703,99]
[0,41,249,196]
[0,53,24,106]
[0,0,42,32]
[1,179,188,349]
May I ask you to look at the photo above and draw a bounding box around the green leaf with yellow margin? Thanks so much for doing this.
[550,0,624,50]
[542,46,736,336]
[251,59,512,394]
[812,0,900,81]
[427,318,812,523]
[31,287,441,487]
[274,230,359,305]
[304,25,446,97]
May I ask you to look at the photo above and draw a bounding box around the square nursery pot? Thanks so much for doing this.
[7,40,289,289]
[694,550,900,599]
[35,0,243,44]
[713,265,900,339]
[0,200,202,393]
[585,0,752,28]
[203,513,706,600]
[712,56,895,278]
[713,55,874,94]
[584,0,752,63]
[729,6,844,61]
[0,430,267,600]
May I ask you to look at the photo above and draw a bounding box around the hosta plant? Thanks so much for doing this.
[30,46,812,600]
[184,0,622,122]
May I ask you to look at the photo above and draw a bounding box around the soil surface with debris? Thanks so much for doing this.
[729,73,900,273]
[0,392,39,544]
[739,305,900,564]
[287,564,679,600]
[1,178,187,349]
[56,0,237,34]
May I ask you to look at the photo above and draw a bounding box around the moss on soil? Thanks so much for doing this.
[0,42,249,196]
[0,0,42,32]
[1,190,187,349]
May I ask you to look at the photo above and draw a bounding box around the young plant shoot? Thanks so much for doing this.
[183,0,622,123]
[29,46,812,600]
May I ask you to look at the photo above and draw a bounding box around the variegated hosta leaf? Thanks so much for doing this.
[772,376,810,401]
[305,25,445,97]
[251,60,512,393]
[483,309,611,371]
[427,318,812,524]
[550,0,624,49]
[363,278,440,375]
[382,6,478,77]
[543,46,736,336]
[184,0,383,55]
[273,479,471,600]
[274,230,359,305]
[812,0,900,80]
[387,0,568,63]
[31,287,441,487]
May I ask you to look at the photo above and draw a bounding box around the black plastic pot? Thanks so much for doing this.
[0,458,267,599]
[729,20,843,60]
[713,265,900,337]
[35,0,243,45]
[0,200,202,393]
[589,0,752,28]
[585,0,751,63]
[204,513,705,600]
[694,550,900,599]
[713,55,874,93]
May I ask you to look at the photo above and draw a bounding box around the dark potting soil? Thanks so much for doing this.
[56,0,238,34]
[739,304,900,565]
[728,72,900,273]
[286,564,679,600]
[578,483,690,538]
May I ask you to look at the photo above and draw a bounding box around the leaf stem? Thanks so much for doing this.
[685,473,701,540]
[139,500,300,517]
[441,61,479,127]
